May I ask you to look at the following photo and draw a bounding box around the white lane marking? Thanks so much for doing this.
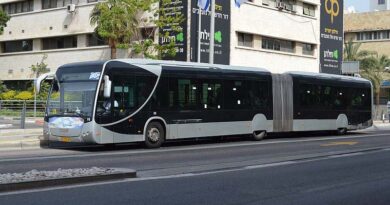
[245,161,296,169]
[0,132,389,163]
[326,152,364,158]
[2,148,390,197]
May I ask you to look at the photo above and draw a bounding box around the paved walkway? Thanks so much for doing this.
[0,128,42,151]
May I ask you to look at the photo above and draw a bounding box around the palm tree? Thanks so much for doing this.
[343,41,376,61]
[90,0,141,59]
[360,54,390,105]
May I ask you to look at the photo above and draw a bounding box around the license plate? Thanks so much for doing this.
[59,128,69,133]
[60,137,72,142]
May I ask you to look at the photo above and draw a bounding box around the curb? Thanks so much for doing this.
[0,169,137,192]
[0,139,42,151]
[0,124,12,129]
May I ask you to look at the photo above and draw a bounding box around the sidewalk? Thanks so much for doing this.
[0,128,43,151]
[0,117,44,125]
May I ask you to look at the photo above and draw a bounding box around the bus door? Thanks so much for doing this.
[173,78,203,139]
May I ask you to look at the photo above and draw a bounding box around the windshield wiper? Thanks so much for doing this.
[63,110,85,118]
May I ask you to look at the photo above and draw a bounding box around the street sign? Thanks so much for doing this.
[320,0,344,75]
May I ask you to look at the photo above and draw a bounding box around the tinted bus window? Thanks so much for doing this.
[224,80,247,109]
[112,75,155,112]
[248,80,269,110]
[350,88,371,110]
[201,80,222,110]
[178,79,199,110]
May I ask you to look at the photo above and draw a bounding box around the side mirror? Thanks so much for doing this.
[103,75,112,98]
[35,73,54,94]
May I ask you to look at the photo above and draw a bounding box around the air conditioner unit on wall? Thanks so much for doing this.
[291,5,297,12]
[277,2,284,10]
[67,4,76,13]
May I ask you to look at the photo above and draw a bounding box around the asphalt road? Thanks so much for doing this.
[1,146,390,204]
[0,130,390,204]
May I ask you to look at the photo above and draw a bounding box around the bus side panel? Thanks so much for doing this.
[291,75,372,132]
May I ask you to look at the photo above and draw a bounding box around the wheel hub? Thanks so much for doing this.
[148,128,160,143]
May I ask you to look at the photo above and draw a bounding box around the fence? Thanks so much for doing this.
[0,100,47,118]
[0,100,46,129]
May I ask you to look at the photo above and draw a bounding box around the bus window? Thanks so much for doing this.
[201,80,222,110]
[248,80,268,110]
[177,79,199,110]
[333,87,347,110]
[109,74,156,115]
[321,86,333,109]
[351,88,371,110]
[299,83,315,108]
[168,78,178,109]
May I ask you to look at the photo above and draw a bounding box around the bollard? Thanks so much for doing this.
[382,114,385,123]
[20,101,26,129]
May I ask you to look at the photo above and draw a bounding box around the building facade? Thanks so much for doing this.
[0,0,111,85]
[0,0,320,85]
[230,0,320,74]
[370,0,390,11]
[344,11,390,104]
[344,11,390,58]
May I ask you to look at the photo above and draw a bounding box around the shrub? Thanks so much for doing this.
[1,90,16,100]
[14,91,34,100]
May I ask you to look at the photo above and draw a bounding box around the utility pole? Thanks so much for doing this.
[209,0,215,64]
[198,6,202,63]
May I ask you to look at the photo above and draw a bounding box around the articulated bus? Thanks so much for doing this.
[36,59,373,148]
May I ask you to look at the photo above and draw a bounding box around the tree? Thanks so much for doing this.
[90,0,144,59]
[360,54,390,105]
[30,54,50,100]
[131,0,185,59]
[0,8,10,35]
[343,41,375,61]
[30,54,50,78]
[90,0,184,59]
[0,80,6,94]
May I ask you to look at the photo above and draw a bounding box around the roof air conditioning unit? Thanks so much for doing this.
[67,4,76,13]
[277,2,284,10]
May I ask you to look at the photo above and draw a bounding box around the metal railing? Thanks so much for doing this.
[0,100,47,118]
[0,100,47,129]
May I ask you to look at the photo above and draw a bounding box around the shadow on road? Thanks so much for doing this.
[43,130,375,153]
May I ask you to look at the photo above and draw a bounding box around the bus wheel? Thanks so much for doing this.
[337,128,347,135]
[253,131,266,141]
[145,122,165,148]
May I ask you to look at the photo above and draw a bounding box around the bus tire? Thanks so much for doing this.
[145,122,165,148]
[336,128,347,135]
[253,131,266,141]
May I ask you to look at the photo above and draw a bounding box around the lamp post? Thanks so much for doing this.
[34,78,37,118]
[209,0,215,64]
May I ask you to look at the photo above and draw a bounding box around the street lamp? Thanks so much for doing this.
[34,78,37,118]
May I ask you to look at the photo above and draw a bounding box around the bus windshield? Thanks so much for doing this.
[46,65,102,119]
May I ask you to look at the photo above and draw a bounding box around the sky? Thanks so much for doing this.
[345,0,369,12]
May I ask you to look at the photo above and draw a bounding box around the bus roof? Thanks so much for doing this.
[113,59,271,74]
[286,71,371,83]
[57,59,369,84]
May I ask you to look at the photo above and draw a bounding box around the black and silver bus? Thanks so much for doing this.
[36,59,373,148]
